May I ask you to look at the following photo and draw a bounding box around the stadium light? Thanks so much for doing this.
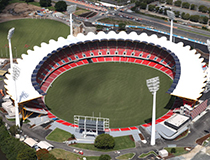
[167,10,175,42]
[7,27,20,127]
[146,76,160,146]
[67,5,77,36]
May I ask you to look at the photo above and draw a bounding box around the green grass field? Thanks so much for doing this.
[0,19,69,58]
[46,128,72,143]
[73,135,135,151]
[45,62,173,128]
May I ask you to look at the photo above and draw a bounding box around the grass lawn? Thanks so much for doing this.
[50,148,99,160]
[0,19,69,58]
[116,153,135,159]
[74,8,90,15]
[98,17,141,26]
[73,135,135,151]
[45,62,172,128]
[164,147,188,157]
[46,128,72,143]
[139,151,157,158]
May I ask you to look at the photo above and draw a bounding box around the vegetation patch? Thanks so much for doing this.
[73,135,135,151]
[164,147,188,157]
[0,19,69,58]
[50,148,99,160]
[46,63,172,128]
[116,153,135,159]
[139,151,157,158]
[46,128,73,143]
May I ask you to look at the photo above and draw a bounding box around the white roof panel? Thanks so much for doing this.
[4,31,206,103]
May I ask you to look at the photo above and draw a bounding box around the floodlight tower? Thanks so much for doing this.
[67,5,77,36]
[146,76,160,146]
[206,40,210,92]
[167,10,175,42]
[8,28,20,127]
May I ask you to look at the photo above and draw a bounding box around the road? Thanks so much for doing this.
[62,0,210,43]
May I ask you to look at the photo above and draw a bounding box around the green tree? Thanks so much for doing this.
[166,0,173,5]
[174,0,182,7]
[139,3,147,9]
[0,0,9,13]
[174,11,180,18]
[99,154,111,160]
[189,15,200,22]
[182,13,190,20]
[9,125,20,136]
[199,5,208,13]
[118,23,126,31]
[0,117,4,126]
[17,148,36,160]
[148,5,155,11]
[39,0,52,7]
[159,8,163,14]
[55,1,67,12]
[181,12,185,19]
[199,16,208,24]
[155,6,159,12]
[190,4,196,10]
[171,148,176,153]
[182,2,190,9]
[94,134,115,149]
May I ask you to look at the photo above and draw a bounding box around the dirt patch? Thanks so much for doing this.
[129,135,134,142]
[0,3,41,23]
[196,133,210,145]
[139,133,145,140]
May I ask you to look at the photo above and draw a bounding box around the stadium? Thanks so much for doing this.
[4,31,208,140]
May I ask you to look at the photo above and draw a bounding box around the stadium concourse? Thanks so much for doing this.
[3,31,207,142]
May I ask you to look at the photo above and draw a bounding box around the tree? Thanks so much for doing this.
[199,16,208,24]
[182,13,190,20]
[94,134,115,149]
[55,1,67,12]
[189,15,199,22]
[164,8,170,15]
[0,117,4,126]
[174,11,180,18]
[199,5,208,13]
[166,0,173,5]
[0,0,9,13]
[39,0,51,7]
[139,3,147,9]
[174,0,182,7]
[155,6,159,12]
[181,12,185,19]
[190,4,196,10]
[148,5,155,11]
[182,2,190,9]
[9,125,20,136]
[171,148,176,153]
[159,8,163,14]
[17,148,36,160]
[118,23,126,31]
[99,154,111,160]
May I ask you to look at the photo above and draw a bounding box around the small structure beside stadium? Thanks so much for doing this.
[74,115,109,137]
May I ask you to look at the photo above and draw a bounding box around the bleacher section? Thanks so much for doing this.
[31,40,180,97]
[29,40,181,129]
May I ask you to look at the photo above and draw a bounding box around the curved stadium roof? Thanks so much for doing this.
[4,31,207,103]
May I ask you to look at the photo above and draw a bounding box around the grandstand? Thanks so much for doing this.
[4,31,207,135]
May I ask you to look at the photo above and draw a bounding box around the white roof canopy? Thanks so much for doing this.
[4,31,207,102]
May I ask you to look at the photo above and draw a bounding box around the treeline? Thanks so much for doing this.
[133,0,209,24]
[0,117,36,160]
[0,117,57,160]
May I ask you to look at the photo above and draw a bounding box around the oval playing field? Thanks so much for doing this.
[45,62,173,128]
